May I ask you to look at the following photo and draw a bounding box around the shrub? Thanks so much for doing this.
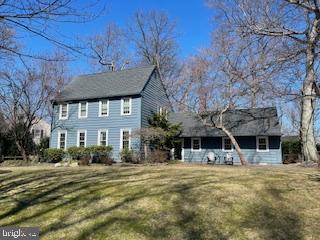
[67,146,89,159]
[44,148,65,163]
[88,145,113,155]
[68,145,113,164]
[120,148,140,163]
[87,145,113,164]
[282,141,301,155]
[147,150,169,163]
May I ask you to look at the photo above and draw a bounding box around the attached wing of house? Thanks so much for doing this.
[169,108,282,164]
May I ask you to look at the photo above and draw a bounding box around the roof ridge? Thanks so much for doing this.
[76,65,155,78]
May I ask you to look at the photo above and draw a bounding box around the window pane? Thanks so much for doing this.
[100,131,107,146]
[61,104,67,117]
[122,130,130,149]
[59,133,66,149]
[259,138,266,144]
[35,129,40,137]
[224,139,232,150]
[192,139,200,150]
[259,144,267,150]
[258,137,268,150]
[258,138,267,150]
[79,132,85,147]
[101,101,108,115]
[122,98,130,114]
[79,102,87,117]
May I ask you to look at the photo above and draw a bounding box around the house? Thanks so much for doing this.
[169,108,282,164]
[49,65,282,164]
[50,66,171,159]
[31,119,51,144]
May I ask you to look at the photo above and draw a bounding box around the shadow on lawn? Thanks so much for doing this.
[0,167,308,240]
[242,185,303,240]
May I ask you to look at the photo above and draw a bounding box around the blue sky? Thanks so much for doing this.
[23,0,214,74]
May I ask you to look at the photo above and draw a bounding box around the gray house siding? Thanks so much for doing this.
[141,70,171,128]
[50,96,141,160]
[182,136,282,164]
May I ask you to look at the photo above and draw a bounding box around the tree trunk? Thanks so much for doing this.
[221,126,247,165]
[15,141,28,162]
[300,46,319,163]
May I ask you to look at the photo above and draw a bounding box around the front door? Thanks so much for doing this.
[174,139,184,160]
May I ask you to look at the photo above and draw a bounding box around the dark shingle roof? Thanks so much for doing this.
[54,66,156,102]
[169,107,281,137]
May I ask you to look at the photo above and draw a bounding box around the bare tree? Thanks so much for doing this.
[173,25,287,165]
[127,10,178,80]
[207,0,320,162]
[0,54,69,161]
[38,51,71,117]
[88,23,130,71]
[0,0,104,60]
[0,71,49,160]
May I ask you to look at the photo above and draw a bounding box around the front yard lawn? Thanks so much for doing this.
[0,165,319,240]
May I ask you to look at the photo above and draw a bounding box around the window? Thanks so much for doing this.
[158,106,168,119]
[222,137,233,152]
[120,129,131,149]
[121,98,131,115]
[191,138,201,151]
[99,100,109,117]
[257,136,269,152]
[35,129,41,137]
[78,102,88,118]
[59,104,68,120]
[77,130,87,148]
[159,106,163,115]
[58,130,67,150]
[98,129,108,146]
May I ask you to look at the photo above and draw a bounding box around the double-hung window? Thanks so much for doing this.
[59,104,68,120]
[98,129,108,146]
[121,98,131,115]
[77,130,87,148]
[121,129,131,149]
[99,100,109,117]
[191,138,201,152]
[58,130,67,150]
[257,136,269,152]
[222,137,233,152]
[78,102,88,118]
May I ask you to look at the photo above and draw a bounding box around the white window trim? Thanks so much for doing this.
[222,137,234,152]
[59,104,69,120]
[121,98,132,116]
[57,130,67,150]
[97,129,108,146]
[256,136,269,152]
[77,129,87,147]
[191,137,201,152]
[120,128,131,149]
[181,139,184,162]
[78,102,88,119]
[99,100,109,117]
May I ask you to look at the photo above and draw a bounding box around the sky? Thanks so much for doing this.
[23,0,214,75]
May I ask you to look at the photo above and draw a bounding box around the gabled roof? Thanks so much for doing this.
[54,65,156,102]
[169,107,281,137]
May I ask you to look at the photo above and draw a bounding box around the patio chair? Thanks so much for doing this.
[224,152,234,165]
[207,152,218,165]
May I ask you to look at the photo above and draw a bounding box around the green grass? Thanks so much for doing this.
[0,165,319,240]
